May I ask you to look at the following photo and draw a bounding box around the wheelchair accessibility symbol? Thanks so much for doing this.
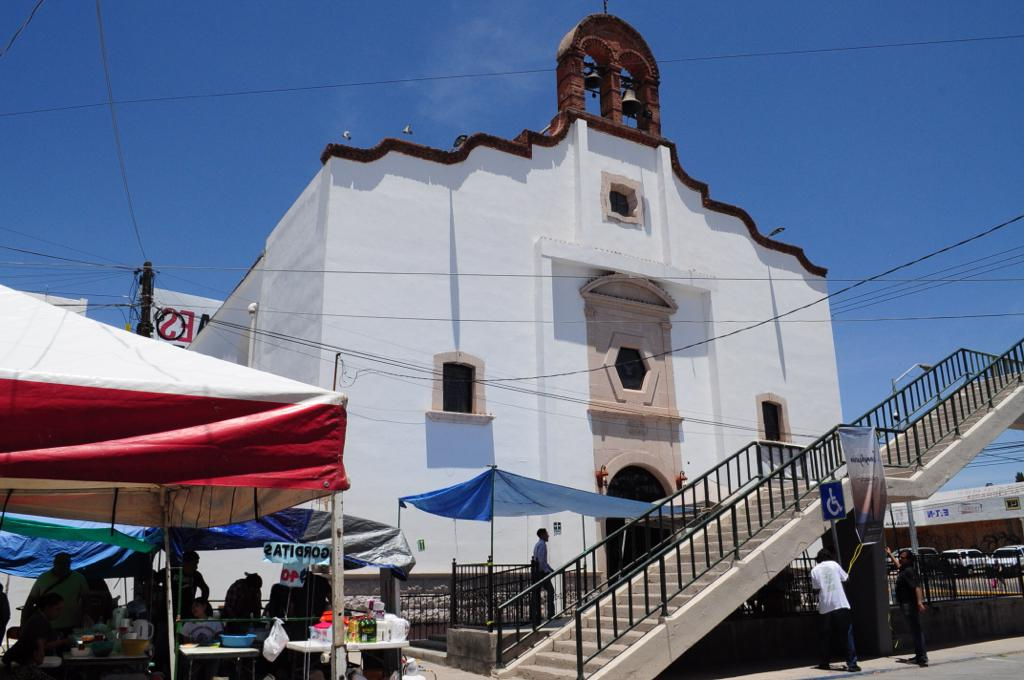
[820,481,846,521]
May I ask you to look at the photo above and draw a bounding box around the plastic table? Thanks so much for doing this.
[285,640,409,679]
[179,645,260,680]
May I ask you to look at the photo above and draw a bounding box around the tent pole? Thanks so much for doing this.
[161,490,176,680]
[581,514,586,550]
[489,465,497,560]
[397,502,401,529]
[330,491,346,680]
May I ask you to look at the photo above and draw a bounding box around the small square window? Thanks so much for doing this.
[600,172,643,226]
[609,190,630,217]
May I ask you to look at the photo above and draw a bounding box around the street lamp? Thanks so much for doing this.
[890,362,934,422]
[889,362,933,559]
[890,362,934,395]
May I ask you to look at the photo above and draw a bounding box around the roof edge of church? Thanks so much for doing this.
[320,109,828,277]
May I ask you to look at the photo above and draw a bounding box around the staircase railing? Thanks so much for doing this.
[569,336,1024,678]
[492,345,998,668]
[572,427,844,677]
[493,440,803,663]
[869,342,1023,468]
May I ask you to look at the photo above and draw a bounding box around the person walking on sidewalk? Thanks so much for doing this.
[887,546,928,667]
[530,528,555,626]
[810,548,860,672]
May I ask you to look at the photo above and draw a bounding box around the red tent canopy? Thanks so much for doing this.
[0,286,348,527]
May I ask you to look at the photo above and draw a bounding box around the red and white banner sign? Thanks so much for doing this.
[152,288,223,348]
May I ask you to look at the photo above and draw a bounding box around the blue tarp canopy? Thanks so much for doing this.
[0,509,416,580]
[0,514,151,579]
[399,468,655,521]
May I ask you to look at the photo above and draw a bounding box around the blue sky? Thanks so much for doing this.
[1,1,1022,489]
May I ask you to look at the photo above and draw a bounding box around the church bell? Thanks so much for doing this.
[621,88,642,118]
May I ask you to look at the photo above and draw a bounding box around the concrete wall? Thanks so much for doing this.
[190,117,843,575]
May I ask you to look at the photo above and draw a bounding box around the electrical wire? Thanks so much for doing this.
[0,0,45,59]
[94,0,147,260]
[0,226,130,266]
[205,319,817,439]
[481,211,1024,383]
[3,31,1023,118]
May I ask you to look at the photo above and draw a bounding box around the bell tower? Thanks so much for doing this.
[552,14,661,136]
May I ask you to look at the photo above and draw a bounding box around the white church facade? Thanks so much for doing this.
[192,14,842,578]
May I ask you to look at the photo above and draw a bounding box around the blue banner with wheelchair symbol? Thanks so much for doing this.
[820,481,846,521]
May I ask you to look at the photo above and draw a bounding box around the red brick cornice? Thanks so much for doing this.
[320,109,827,277]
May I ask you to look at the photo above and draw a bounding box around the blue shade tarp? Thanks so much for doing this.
[0,514,151,579]
[161,509,416,579]
[0,515,154,553]
[399,468,655,521]
[0,510,416,581]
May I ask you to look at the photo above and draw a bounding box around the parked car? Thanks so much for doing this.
[941,548,987,576]
[988,545,1024,577]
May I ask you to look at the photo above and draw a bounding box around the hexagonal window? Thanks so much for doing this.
[614,347,647,390]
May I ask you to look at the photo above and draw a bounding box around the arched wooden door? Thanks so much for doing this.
[605,466,668,580]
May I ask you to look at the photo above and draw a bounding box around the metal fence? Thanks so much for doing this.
[736,553,818,617]
[402,591,450,641]
[888,554,1024,605]
[450,559,534,628]
[731,551,1024,621]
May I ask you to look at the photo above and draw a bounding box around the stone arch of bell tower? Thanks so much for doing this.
[553,14,662,136]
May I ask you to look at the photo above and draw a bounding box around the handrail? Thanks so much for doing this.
[493,344,997,667]
[850,347,1000,433]
[493,441,801,653]
[572,428,844,675]
[568,336,1024,678]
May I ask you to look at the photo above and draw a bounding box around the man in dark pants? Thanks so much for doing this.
[887,546,928,667]
[530,528,555,626]
[810,548,860,672]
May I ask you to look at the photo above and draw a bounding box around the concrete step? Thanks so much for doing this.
[551,639,629,657]
[578,616,656,635]
[510,664,579,680]
[534,650,608,673]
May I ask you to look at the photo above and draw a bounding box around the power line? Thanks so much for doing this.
[832,246,1024,315]
[2,31,1023,118]
[94,0,146,260]
[6,240,1024,287]
[204,305,1024,325]
[0,244,132,269]
[0,226,130,267]
[0,0,44,59]
[483,211,1024,383]
[659,32,1024,64]
[206,319,816,439]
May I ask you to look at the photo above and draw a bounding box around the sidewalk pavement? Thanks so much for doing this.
[682,636,1024,680]
[409,636,1024,679]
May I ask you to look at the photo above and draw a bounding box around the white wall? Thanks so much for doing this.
[191,118,842,575]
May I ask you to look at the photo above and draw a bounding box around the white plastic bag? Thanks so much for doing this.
[263,617,290,662]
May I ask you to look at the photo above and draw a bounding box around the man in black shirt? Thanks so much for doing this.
[21,592,71,655]
[886,547,928,667]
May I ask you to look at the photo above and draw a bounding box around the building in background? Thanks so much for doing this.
[151,288,223,349]
[191,13,842,580]
[25,291,88,316]
[886,482,1024,552]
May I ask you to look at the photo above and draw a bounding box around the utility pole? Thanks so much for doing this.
[136,261,155,337]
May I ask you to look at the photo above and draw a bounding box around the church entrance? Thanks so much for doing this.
[605,466,668,581]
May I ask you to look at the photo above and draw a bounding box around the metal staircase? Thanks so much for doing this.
[494,341,1024,679]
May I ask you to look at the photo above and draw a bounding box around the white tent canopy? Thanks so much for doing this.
[0,285,349,527]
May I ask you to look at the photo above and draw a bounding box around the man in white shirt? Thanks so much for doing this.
[530,528,555,625]
[810,547,860,672]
